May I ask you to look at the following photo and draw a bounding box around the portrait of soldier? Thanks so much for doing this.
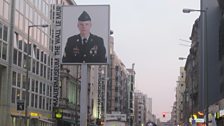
[62,11,107,63]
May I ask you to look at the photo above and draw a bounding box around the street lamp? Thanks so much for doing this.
[178,57,187,60]
[25,24,48,126]
[183,8,208,126]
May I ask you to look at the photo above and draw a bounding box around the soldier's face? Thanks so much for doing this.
[77,21,92,36]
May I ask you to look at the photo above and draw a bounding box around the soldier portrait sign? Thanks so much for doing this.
[61,5,110,64]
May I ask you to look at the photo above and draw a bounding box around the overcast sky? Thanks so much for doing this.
[74,0,200,121]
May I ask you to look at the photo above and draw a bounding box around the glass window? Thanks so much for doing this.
[42,97,45,109]
[16,89,20,100]
[41,51,43,62]
[40,64,43,76]
[24,19,28,34]
[22,74,26,89]
[14,32,18,49]
[19,14,23,31]
[14,11,19,27]
[50,86,52,97]
[47,68,50,80]
[13,49,17,65]
[36,48,39,60]
[47,85,49,96]
[31,79,35,92]
[15,0,19,10]
[35,80,38,93]
[36,62,39,75]
[46,98,49,110]
[12,71,16,86]
[0,23,2,39]
[23,54,27,69]
[3,25,8,42]
[40,82,42,94]
[31,93,34,107]
[34,94,38,108]
[22,90,25,101]
[18,39,22,50]
[44,66,46,78]
[2,43,7,60]
[11,88,16,103]
[0,0,3,16]
[17,73,21,87]
[36,49,40,60]
[18,51,22,67]
[43,83,45,95]
[25,2,29,18]
[32,60,35,73]
[39,96,42,109]
[29,7,33,21]
[19,0,24,13]
[3,1,9,20]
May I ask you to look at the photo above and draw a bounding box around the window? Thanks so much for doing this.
[40,82,42,94]
[35,80,38,93]
[35,94,38,108]
[39,96,42,109]
[17,73,21,87]
[3,1,9,20]
[2,43,7,60]
[43,83,45,95]
[13,49,17,65]
[36,62,39,75]
[3,25,8,42]
[31,93,34,107]
[32,60,35,73]
[11,88,16,103]
[12,71,16,86]
[0,23,2,39]
[18,51,22,66]
[42,97,45,109]
[22,74,26,89]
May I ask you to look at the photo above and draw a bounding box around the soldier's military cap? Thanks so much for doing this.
[78,11,91,21]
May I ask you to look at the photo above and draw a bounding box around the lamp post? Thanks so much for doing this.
[25,24,48,126]
[178,57,187,60]
[183,8,208,126]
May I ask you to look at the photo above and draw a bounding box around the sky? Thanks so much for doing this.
[74,0,200,121]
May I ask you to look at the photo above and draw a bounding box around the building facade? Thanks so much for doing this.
[0,0,75,126]
[175,67,186,125]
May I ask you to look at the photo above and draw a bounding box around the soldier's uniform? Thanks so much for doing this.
[62,11,107,63]
[62,34,106,63]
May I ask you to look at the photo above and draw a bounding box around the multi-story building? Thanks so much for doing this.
[58,65,80,126]
[0,0,75,126]
[127,64,135,126]
[134,91,146,126]
[175,67,186,125]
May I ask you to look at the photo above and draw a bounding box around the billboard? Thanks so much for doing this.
[61,5,110,64]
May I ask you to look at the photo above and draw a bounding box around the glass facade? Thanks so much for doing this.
[0,0,57,126]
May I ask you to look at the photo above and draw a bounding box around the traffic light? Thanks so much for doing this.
[55,109,63,119]
[162,112,166,118]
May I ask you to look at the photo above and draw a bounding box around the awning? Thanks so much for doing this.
[38,118,54,124]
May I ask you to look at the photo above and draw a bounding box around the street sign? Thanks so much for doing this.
[17,100,24,111]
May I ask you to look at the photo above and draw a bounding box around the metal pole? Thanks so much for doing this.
[204,9,209,126]
[80,64,88,126]
[25,26,30,126]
